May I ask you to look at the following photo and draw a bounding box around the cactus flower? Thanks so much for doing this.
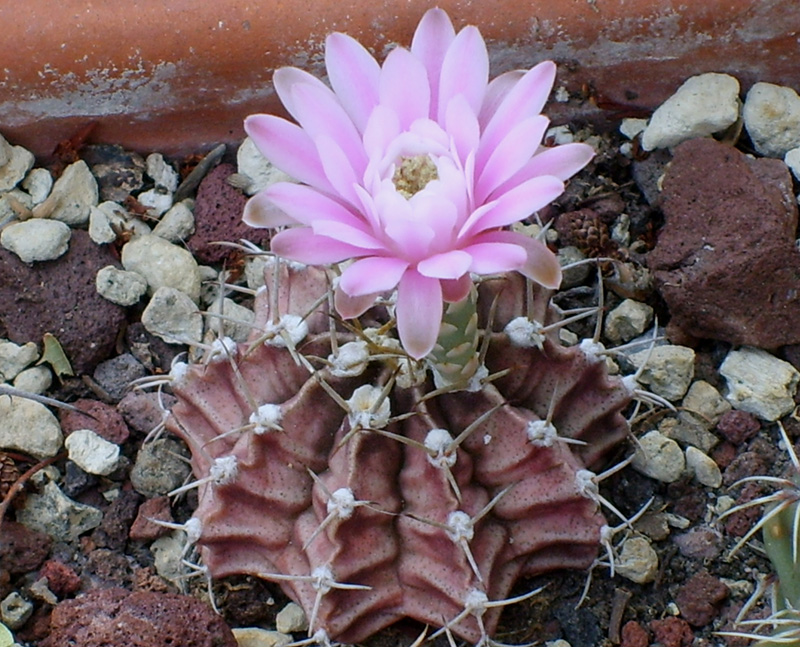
[243,8,594,358]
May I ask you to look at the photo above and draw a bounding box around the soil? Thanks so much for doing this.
[0,113,797,647]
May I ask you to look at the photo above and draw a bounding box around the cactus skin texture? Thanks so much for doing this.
[166,262,631,644]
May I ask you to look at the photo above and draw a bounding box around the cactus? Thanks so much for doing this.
[163,260,632,645]
[721,423,800,647]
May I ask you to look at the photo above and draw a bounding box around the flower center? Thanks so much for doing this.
[392,155,438,198]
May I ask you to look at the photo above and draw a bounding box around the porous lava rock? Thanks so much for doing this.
[167,263,631,644]
[43,588,237,647]
[0,229,126,374]
[648,138,800,348]
[0,521,52,574]
[59,398,130,444]
[188,163,269,264]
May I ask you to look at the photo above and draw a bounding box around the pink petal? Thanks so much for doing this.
[396,269,443,359]
[244,115,332,191]
[498,143,595,193]
[270,228,368,264]
[441,274,472,302]
[339,256,409,296]
[316,134,361,206]
[478,230,562,289]
[462,241,527,274]
[273,67,330,122]
[438,25,488,122]
[408,191,458,242]
[444,94,480,164]
[459,175,564,238]
[478,70,524,127]
[363,105,402,161]
[243,191,296,229]
[379,47,430,130]
[311,220,384,250]
[264,182,363,228]
[335,285,378,319]
[481,61,557,152]
[417,249,471,279]
[410,8,456,119]
[325,32,381,132]
[291,83,367,175]
[474,115,550,203]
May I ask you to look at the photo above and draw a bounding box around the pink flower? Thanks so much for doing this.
[243,8,593,359]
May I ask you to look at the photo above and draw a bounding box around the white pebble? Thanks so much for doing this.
[17,479,103,541]
[641,73,740,151]
[0,340,39,381]
[205,297,255,342]
[681,380,731,426]
[0,396,63,458]
[615,536,659,583]
[632,430,685,482]
[237,136,293,196]
[629,345,695,401]
[276,602,308,634]
[619,117,648,140]
[22,167,53,204]
[685,446,722,488]
[785,147,800,181]
[604,299,653,344]
[41,160,98,225]
[145,153,179,193]
[137,188,173,217]
[152,200,195,242]
[0,219,71,262]
[121,234,201,302]
[233,628,292,647]
[743,82,800,157]
[12,365,52,394]
[0,137,35,192]
[65,429,120,476]
[141,286,203,345]
[95,265,148,306]
[719,346,800,421]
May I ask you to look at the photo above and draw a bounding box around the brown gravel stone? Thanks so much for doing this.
[129,496,173,541]
[118,390,176,436]
[649,138,800,348]
[0,230,126,374]
[43,588,237,647]
[39,559,81,597]
[60,398,131,444]
[92,489,141,550]
[0,521,52,574]
[188,163,269,264]
[675,569,729,626]
[620,620,649,647]
[650,617,694,647]
[716,410,761,445]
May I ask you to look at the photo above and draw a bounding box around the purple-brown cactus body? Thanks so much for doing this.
[167,263,631,644]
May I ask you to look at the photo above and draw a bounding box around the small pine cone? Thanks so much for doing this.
[0,452,20,500]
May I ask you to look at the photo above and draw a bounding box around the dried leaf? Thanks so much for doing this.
[37,333,74,380]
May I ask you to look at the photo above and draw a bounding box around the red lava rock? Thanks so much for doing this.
[39,560,81,597]
[725,481,764,537]
[60,398,131,444]
[130,496,173,541]
[118,390,176,436]
[42,588,237,647]
[620,620,649,647]
[92,489,141,550]
[649,138,800,348]
[675,569,729,627]
[722,451,766,486]
[188,163,269,264]
[710,441,737,470]
[0,521,52,574]
[673,527,723,560]
[716,410,761,446]
[650,617,694,647]
[0,230,126,374]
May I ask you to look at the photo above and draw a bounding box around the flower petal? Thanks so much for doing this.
[444,94,480,165]
[438,25,488,122]
[379,47,430,130]
[481,61,556,152]
[462,241,527,274]
[244,115,332,191]
[459,175,564,238]
[339,256,409,296]
[325,32,381,132]
[441,274,472,303]
[479,230,562,289]
[270,228,369,264]
[479,70,525,127]
[475,115,550,203]
[411,8,456,119]
[243,190,296,229]
[417,249,471,279]
[311,220,384,250]
[316,134,361,206]
[396,269,442,359]
[335,285,379,319]
[264,182,362,228]
[273,67,330,123]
